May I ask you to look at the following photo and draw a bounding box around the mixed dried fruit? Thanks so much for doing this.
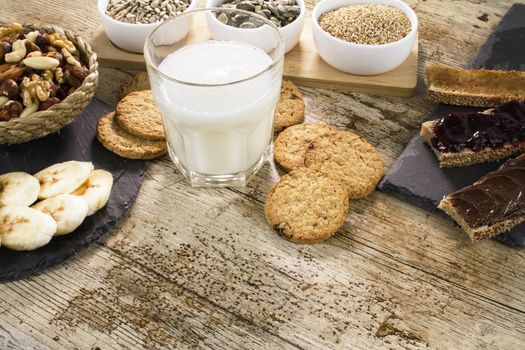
[0,23,90,121]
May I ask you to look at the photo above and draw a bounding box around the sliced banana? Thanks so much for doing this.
[32,194,89,236]
[0,206,57,251]
[0,172,40,207]
[72,169,113,215]
[34,161,94,199]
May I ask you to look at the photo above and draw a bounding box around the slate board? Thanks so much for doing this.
[378,3,525,248]
[0,98,145,282]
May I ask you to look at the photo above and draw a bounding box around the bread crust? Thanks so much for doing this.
[425,63,525,107]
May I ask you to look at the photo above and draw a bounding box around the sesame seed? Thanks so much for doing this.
[318,4,412,45]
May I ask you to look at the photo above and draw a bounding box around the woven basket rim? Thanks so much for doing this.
[0,22,99,128]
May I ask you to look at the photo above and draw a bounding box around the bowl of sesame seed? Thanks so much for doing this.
[98,0,199,53]
[311,0,418,75]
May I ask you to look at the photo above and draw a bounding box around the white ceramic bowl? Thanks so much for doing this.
[206,0,305,53]
[97,0,198,53]
[312,0,418,75]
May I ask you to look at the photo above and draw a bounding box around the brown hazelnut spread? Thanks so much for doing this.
[449,154,525,227]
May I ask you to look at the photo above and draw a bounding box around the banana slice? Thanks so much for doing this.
[0,172,40,207]
[32,194,88,236]
[72,169,113,215]
[0,206,57,251]
[34,161,94,199]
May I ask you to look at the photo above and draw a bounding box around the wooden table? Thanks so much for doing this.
[1,1,524,349]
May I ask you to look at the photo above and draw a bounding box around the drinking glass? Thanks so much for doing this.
[144,8,285,187]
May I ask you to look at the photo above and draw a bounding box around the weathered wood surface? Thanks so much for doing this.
[1,1,524,349]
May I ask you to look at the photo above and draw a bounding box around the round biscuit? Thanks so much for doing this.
[96,112,167,160]
[274,79,305,132]
[273,123,335,171]
[304,130,384,199]
[264,168,349,243]
[116,90,166,141]
[120,72,150,98]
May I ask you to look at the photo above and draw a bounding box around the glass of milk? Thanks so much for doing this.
[144,8,285,187]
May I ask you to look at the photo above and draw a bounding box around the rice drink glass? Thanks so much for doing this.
[144,8,285,187]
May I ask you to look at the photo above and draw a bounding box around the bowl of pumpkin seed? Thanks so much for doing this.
[206,0,305,53]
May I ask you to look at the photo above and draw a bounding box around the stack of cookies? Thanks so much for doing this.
[97,73,167,160]
[274,79,305,132]
[265,124,384,243]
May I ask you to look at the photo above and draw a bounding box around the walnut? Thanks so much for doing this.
[42,69,54,81]
[20,74,52,106]
[46,33,76,54]
[53,67,65,84]
[0,23,22,40]
[61,48,80,67]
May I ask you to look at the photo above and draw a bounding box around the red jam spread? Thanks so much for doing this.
[431,100,525,153]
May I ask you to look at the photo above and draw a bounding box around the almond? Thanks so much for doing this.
[22,56,60,70]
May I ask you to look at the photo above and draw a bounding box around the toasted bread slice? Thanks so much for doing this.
[438,196,525,242]
[438,154,525,242]
[420,120,525,168]
[425,63,525,107]
[420,103,525,167]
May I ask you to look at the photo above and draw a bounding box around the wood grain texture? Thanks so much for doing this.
[91,16,418,97]
[1,0,525,349]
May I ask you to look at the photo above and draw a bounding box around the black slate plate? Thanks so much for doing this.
[0,98,145,282]
[378,3,525,248]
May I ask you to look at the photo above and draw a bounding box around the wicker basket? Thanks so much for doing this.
[0,23,98,144]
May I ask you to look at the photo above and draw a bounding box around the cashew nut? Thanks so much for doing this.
[19,102,39,118]
[0,96,8,108]
[25,31,40,44]
[5,39,26,63]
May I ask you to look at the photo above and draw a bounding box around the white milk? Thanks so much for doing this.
[155,40,282,176]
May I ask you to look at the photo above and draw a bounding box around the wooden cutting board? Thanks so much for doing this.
[0,98,145,281]
[91,16,418,97]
